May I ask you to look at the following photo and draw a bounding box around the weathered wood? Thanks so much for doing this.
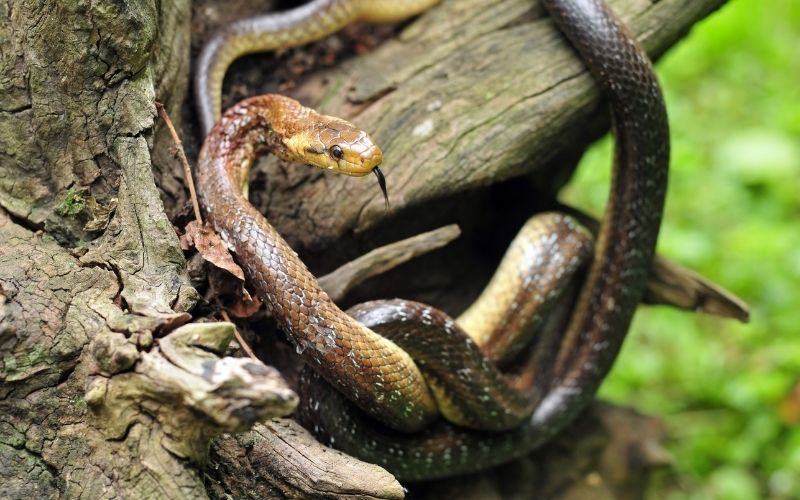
[209,419,406,499]
[319,224,462,302]
[0,209,212,498]
[0,1,200,496]
[247,0,727,252]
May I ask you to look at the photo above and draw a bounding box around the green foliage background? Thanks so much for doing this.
[562,0,800,497]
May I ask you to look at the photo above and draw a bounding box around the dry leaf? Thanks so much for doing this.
[227,288,263,318]
[207,266,264,319]
[181,220,244,281]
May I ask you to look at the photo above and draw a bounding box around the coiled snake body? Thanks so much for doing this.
[196,0,669,481]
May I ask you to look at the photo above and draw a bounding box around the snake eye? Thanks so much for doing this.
[330,145,344,160]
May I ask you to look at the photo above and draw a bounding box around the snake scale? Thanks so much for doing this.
[195,0,669,481]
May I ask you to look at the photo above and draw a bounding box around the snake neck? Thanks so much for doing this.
[196,97,330,334]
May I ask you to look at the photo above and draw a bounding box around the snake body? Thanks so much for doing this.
[196,0,668,481]
[195,0,440,134]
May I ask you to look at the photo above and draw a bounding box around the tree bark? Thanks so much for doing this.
[0,0,727,498]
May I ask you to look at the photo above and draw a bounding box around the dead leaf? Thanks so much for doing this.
[181,220,244,281]
[227,288,263,318]
[180,222,263,318]
[206,267,264,319]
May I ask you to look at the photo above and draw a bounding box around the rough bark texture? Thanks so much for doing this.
[0,0,727,498]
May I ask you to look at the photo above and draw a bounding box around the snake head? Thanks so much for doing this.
[284,117,383,176]
[283,114,389,209]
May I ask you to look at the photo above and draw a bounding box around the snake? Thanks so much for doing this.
[195,0,441,135]
[195,0,669,482]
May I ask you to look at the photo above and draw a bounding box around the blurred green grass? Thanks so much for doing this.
[560,0,800,498]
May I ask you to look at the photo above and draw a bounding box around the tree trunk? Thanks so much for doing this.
[0,0,726,498]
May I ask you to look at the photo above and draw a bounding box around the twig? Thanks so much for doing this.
[644,255,750,322]
[155,101,203,224]
[220,310,258,360]
[559,204,750,322]
[318,224,461,302]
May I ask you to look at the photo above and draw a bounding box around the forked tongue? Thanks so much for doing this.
[372,167,389,211]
